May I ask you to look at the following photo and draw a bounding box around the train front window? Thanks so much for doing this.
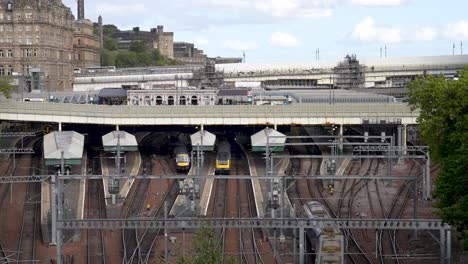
[176,155,189,163]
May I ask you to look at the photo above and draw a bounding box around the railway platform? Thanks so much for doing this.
[101,151,141,218]
[40,151,86,244]
[172,153,215,217]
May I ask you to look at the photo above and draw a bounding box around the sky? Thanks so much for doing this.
[63,0,468,63]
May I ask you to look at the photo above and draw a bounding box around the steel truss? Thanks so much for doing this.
[0,148,35,154]
[57,218,450,231]
[0,174,417,184]
[0,132,37,137]
[353,145,429,154]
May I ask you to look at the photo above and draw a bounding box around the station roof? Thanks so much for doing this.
[190,130,216,151]
[251,128,286,152]
[43,131,84,165]
[217,55,468,72]
[98,88,127,98]
[102,131,138,152]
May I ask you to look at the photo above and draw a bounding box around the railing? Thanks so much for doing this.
[0,100,419,120]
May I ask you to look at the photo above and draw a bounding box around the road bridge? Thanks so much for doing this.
[0,100,418,126]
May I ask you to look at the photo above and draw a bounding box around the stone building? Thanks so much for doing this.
[174,41,207,64]
[0,0,75,92]
[152,25,173,59]
[73,0,101,70]
[113,25,174,59]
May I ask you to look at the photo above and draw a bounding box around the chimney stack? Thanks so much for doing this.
[78,0,84,20]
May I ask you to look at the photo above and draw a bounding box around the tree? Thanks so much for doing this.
[408,67,468,249]
[100,48,115,66]
[0,75,13,99]
[129,40,147,53]
[175,225,236,264]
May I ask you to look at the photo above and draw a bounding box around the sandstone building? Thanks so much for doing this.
[73,5,102,71]
[0,0,75,91]
[113,25,174,59]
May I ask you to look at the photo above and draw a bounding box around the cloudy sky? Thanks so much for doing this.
[63,0,468,63]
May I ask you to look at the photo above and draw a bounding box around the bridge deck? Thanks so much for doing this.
[0,100,419,125]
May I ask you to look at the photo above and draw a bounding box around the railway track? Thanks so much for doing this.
[16,178,40,263]
[134,159,178,263]
[236,158,265,264]
[209,175,227,260]
[122,156,178,264]
[10,138,41,264]
[86,179,106,264]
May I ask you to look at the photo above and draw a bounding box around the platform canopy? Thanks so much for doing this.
[102,131,138,152]
[190,130,216,151]
[43,131,84,166]
[251,128,286,152]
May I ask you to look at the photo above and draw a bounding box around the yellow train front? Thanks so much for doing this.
[174,145,191,173]
[215,140,231,175]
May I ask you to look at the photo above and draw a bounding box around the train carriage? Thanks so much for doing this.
[215,140,231,175]
[174,145,190,173]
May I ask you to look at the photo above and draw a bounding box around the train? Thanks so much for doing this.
[215,140,231,175]
[303,201,344,264]
[174,145,191,173]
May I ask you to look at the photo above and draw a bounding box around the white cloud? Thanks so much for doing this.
[444,20,468,40]
[224,40,259,51]
[413,27,437,41]
[351,17,402,43]
[199,0,335,19]
[350,0,410,6]
[95,3,147,16]
[269,32,301,47]
[194,37,209,46]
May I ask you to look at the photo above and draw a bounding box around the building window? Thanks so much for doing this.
[0,13,3,20]
[25,13,32,19]
[18,36,22,43]
[36,36,40,44]
[6,25,12,31]
[77,53,81,60]
[35,25,39,32]
[24,49,32,58]
[7,65,13,76]
[26,65,31,75]
[6,14,11,21]
[0,66,4,76]
[7,50,13,57]
[26,36,32,45]
[0,25,3,31]
[0,36,3,43]
[7,36,12,43]
[0,50,3,58]
[33,49,37,57]
[25,25,31,31]
[77,38,81,45]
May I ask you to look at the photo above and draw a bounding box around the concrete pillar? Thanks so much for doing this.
[299,228,305,264]
[440,229,446,264]
[58,122,62,132]
[116,125,120,131]
[446,230,451,264]
[425,153,431,200]
[403,124,407,155]
[50,175,57,245]
[339,124,343,154]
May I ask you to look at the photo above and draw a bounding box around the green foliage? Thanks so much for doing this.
[100,49,115,66]
[176,226,229,264]
[0,75,13,99]
[129,41,147,53]
[408,67,468,249]
[96,24,175,68]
